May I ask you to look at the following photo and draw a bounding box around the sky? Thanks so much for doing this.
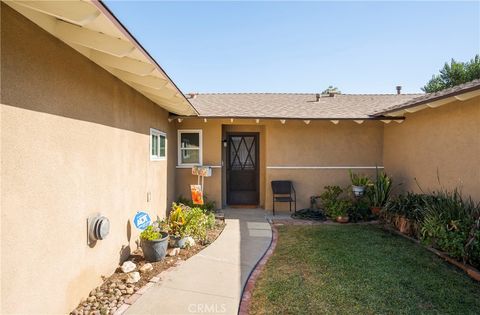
[105,1,480,94]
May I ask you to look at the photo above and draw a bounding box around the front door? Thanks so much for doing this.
[227,133,259,205]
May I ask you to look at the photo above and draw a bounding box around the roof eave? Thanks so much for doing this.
[5,0,198,116]
[374,85,480,117]
[168,115,406,121]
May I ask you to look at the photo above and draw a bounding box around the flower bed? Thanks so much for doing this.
[70,203,225,315]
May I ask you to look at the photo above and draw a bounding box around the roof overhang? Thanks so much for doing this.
[4,0,198,116]
[376,86,480,117]
[168,115,406,123]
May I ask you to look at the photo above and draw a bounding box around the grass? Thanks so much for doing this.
[250,224,480,315]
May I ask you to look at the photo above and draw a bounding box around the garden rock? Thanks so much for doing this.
[120,261,136,273]
[139,263,153,273]
[86,296,96,303]
[184,236,195,247]
[126,271,140,283]
[167,248,181,257]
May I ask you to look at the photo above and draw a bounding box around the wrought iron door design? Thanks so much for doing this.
[227,134,259,205]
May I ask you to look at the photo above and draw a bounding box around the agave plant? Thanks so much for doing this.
[349,170,371,187]
[368,170,392,208]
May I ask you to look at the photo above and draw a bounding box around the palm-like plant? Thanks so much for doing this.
[349,170,371,187]
[368,170,392,208]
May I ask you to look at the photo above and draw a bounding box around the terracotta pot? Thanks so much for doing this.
[336,216,349,223]
[398,216,412,235]
[371,207,382,215]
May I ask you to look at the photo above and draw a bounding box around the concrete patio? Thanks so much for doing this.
[124,208,272,315]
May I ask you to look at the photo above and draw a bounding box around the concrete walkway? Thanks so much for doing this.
[125,208,272,315]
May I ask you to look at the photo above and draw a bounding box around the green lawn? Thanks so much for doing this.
[250,224,480,315]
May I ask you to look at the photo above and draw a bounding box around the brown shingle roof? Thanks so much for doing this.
[373,79,480,116]
[188,93,421,119]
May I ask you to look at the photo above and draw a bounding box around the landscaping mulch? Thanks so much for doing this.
[71,221,225,315]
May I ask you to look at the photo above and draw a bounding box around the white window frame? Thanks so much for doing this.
[177,129,203,166]
[150,128,167,161]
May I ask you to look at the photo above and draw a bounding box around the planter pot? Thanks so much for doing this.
[141,232,169,262]
[352,185,365,197]
[169,236,189,248]
[371,206,382,215]
[397,216,413,235]
[336,216,349,223]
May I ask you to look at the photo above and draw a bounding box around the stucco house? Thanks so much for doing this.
[1,0,479,314]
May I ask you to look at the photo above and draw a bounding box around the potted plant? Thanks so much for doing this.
[319,186,352,223]
[140,219,169,262]
[330,200,351,223]
[349,170,370,197]
[368,170,392,215]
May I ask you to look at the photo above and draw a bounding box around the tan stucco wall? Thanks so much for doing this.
[264,120,384,210]
[384,96,480,201]
[1,5,175,314]
[174,120,223,207]
[174,118,384,211]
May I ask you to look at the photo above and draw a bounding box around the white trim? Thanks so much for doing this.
[176,165,221,169]
[150,128,166,161]
[177,129,203,166]
[266,166,384,170]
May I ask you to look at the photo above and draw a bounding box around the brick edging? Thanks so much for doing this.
[238,220,279,315]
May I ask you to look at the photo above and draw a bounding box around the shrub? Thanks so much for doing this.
[420,189,480,268]
[384,193,430,222]
[168,202,217,242]
[184,206,216,241]
[319,186,355,218]
[348,196,371,222]
[329,200,352,218]
[319,186,343,217]
[177,195,216,212]
[319,186,343,207]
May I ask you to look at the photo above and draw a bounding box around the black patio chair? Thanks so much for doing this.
[271,180,296,216]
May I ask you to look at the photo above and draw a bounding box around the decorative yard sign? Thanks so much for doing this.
[191,184,204,205]
[191,166,211,205]
[133,211,151,231]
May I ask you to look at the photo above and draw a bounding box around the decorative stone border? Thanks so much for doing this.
[384,226,480,282]
[113,261,185,315]
[238,221,279,315]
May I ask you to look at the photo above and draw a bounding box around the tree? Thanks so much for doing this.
[322,86,341,94]
[422,55,480,93]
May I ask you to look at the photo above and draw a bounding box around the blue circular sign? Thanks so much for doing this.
[133,211,151,231]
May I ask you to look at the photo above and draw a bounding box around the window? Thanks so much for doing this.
[178,130,202,166]
[150,128,166,161]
